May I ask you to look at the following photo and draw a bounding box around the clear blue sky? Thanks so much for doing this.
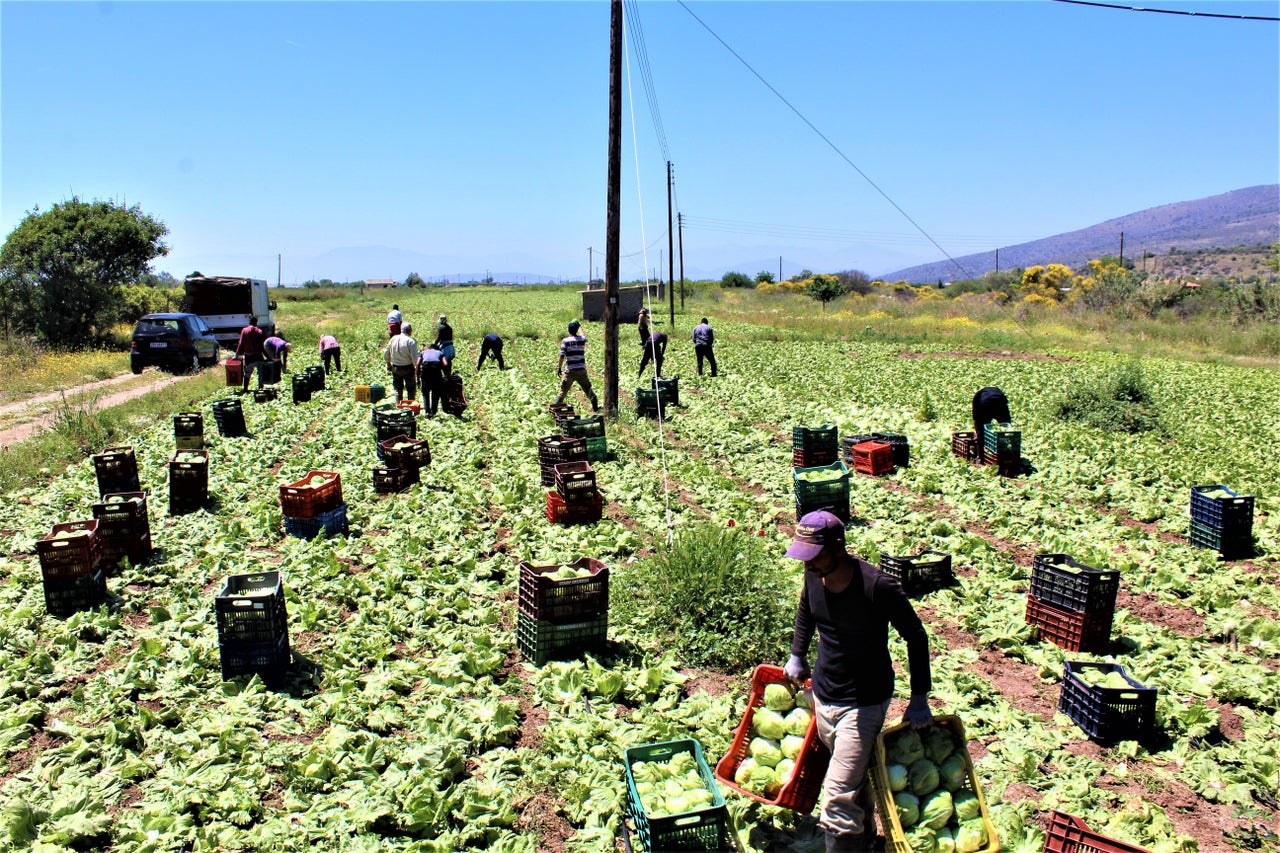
[3,1,1277,284]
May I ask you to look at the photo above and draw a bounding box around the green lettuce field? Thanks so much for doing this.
[2,289,1276,853]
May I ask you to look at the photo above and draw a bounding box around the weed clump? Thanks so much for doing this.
[613,522,794,670]
[1050,360,1161,433]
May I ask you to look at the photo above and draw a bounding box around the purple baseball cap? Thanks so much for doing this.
[785,510,846,561]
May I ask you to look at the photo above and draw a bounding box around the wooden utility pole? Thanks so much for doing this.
[678,212,685,310]
[1119,232,1125,268]
[588,247,593,287]
[604,0,622,417]
[667,161,675,327]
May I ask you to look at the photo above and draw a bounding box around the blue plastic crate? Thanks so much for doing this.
[283,503,349,540]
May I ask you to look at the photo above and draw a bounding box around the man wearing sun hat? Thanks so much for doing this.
[784,510,934,853]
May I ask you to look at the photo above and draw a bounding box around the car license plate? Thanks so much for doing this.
[150,342,169,349]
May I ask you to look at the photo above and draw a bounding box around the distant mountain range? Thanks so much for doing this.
[880,185,1279,284]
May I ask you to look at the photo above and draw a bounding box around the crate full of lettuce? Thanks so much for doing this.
[625,738,730,852]
[869,715,998,853]
[714,664,832,813]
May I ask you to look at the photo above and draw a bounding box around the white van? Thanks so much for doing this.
[183,273,277,348]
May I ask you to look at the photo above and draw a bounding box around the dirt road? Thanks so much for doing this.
[0,371,197,449]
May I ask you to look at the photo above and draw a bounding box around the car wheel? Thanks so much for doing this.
[131,362,144,375]
[189,354,201,374]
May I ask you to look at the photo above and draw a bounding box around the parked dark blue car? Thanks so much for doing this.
[130,313,221,374]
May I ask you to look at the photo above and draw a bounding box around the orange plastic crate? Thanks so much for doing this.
[279,471,343,519]
[224,358,243,386]
[396,399,421,416]
[713,664,830,814]
[850,440,894,475]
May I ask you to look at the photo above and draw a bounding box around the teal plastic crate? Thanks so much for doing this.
[983,424,1020,457]
[793,460,850,506]
[625,738,730,853]
[1189,518,1254,559]
[793,424,838,452]
[516,611,607,665]
[584,435,608,463]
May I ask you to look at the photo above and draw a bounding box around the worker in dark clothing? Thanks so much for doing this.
[477,333,506,370]
[434,315,455,363]
[785,510,933,852]
[638,331,668,378]
[418,344,450,417]
[972,386,1012,452]
[234,316,265,393]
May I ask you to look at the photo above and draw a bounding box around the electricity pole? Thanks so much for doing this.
[1119,232,1125,268]
[667,160,675,327]
[603,0,622,417]
[678,212,685,310]
[588,247,593,287]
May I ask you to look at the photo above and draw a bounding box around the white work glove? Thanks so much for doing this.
[904,695,933,729]
[784,654,810,683]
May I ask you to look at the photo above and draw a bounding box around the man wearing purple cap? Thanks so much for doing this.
[784,510,934,853]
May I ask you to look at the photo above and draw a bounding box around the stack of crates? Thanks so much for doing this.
[355,384,387,404]
[92,492,152,568]
[1189,484,1254,560]
[848,440,894,476]
[1025,553,1120,653]
[216,571,290,685]
[794,460,851,523]
[950,431,981,463]
[872,432,910,468]
[375,434,430,494]
[38,520,107,616]
[538,434,587,488]
[624,739,730,853]
[169,449,209,515]
[212,398,247,438]
[516,557,608,664]
[305,365,326,393]
[93,446,140,497]
[442,374,468,416]
[372,405,417,458]
[548,403,576,429]
[291,373,312,404]
[563,415,608,463]
[982,423,1021,476]
[793,424,839,468]
[1059,660,1157,743]
[174,412,204,450]
[548,461,603,525]
[280,471,348,539]
[879,550,953,597]
[635,387,670,418]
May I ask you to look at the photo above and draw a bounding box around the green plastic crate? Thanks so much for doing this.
[516,611,607,665]
[983,424,1020,457]
[793,460,850,506]
[625,738,730,853]
[584,435,608,463]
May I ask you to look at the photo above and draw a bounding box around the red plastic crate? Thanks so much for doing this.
[548,403,576,426]
[517,557,609,622]
[1042,810,1152,853]
[545,489,603,525]
[224,358,243,386]
[396,399,421,416]
[850,440,894,475]
[1026,595,1112,654]
[279,471,343,519]
[38,520,102,579]
[713,664,830,814]
[793,447,839,468]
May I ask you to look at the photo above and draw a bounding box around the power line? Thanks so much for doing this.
[675,0,978,282]
[1050,0,1279,22]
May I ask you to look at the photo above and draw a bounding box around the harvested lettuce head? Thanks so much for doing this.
[919,790,954,830]
[887,763,909,793]
[749,737,782,768]
[780,734,805,760]
[763,682,795,712]
[784,707,812,737]
[952,790,980,822]
[939,752,967,792]
[753,708,787,740]
[894,791,920,829]
[924,726,956,764]
[909,758,940,797]
[889,729,925,766]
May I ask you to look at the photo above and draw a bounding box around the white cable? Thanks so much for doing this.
[624,20,674,547]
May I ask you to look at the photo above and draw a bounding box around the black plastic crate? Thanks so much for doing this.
[92,492,150,539]
[43,568,107,617]
[635,387,670,417]
[93,446,140,496]
[373,465,419,494]
[651,376,680,407]
[871,432,910,468]
[1031,554,1120,614]
[211,399,248,437]
[253,388,278,403]
[1190,485,1254,530]
[305,365,325,392]
[879,550,953,597]
[291,373,312,404]
[216,571,289,646]
[99,532,152,568]
[1059,660,1157,743]
[219,632,290,685]
[516,611,607,665]
[37,521,102,579]
[554,461,597,503]
[794,424,838,453]
[283,503,349,539]
[174,412,204,449]
[795,498,850,524]
[539,435,587,486]
[518,558,609,622]
[1188,519,1254,560]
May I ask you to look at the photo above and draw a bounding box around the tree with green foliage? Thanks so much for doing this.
[0,198,168,343]
[755,270,775,284]
[835,268,872,295]
[404,272,426,288]
[721,271,753,289]
[805,273,845,311]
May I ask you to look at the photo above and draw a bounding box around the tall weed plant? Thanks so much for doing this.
[614,523,796,670]
[1049,360,1162,434]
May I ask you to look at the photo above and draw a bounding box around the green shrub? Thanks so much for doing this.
[613,523,795,670]
[1050,360,1162,433]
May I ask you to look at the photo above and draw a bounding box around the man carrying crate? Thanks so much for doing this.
[784,510,934,853]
